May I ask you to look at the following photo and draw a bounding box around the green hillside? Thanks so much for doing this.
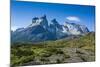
[11,32,95,67]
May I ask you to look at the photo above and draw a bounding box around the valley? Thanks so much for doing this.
[11,32,95,67]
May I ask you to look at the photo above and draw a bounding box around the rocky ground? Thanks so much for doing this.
[11,32,95,67]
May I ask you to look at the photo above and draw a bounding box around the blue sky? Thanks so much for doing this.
[11,0,95,31]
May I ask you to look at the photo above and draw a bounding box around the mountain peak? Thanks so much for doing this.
[51,19,57,22]
[51,19,59,25]
[40,15,46,19]
[32,17,39,23]
[28,15,48,27]
[63,22,70,26]
[12,15,90,43]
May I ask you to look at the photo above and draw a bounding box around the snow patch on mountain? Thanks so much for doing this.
[12,15,89,43]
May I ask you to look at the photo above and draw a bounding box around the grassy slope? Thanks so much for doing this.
[11,32,95,67]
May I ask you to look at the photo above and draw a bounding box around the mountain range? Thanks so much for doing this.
[11,15,89,43]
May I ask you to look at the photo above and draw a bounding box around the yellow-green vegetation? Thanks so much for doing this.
[11,32,95,67]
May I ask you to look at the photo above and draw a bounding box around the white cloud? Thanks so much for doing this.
[66,16,80,22]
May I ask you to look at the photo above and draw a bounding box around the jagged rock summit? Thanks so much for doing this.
[11,15,89,43]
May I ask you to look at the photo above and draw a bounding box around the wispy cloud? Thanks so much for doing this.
[66,16,80,22]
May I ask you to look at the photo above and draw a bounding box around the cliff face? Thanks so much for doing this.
[11,15,89,43]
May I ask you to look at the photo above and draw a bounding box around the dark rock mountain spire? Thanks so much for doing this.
[12,15,89,43]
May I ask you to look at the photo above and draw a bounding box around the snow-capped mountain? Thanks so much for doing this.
[62,22,89,35]
[28,15,48,29]
[11,15,89,43]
